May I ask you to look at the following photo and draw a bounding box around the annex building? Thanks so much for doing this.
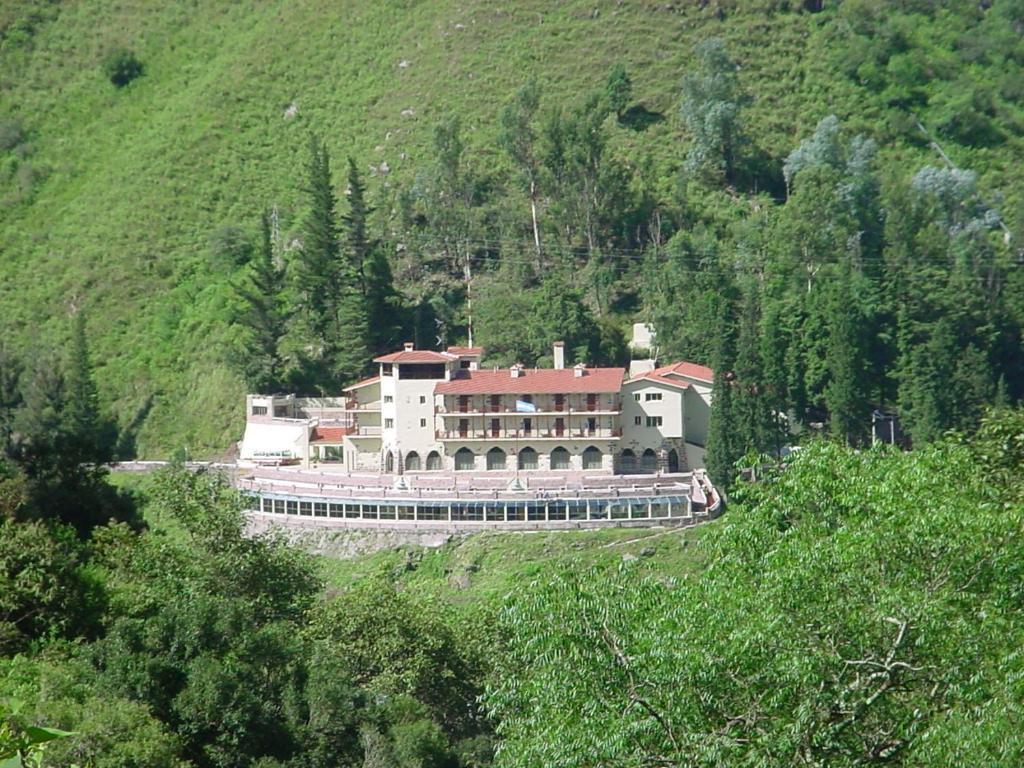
[239,338,713,476]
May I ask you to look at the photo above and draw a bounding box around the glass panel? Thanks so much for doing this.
[547,502,567,521]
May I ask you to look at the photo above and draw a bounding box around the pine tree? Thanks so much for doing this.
[64,312,110,463]
[293,136,340,336]
[705,292,741,490]
[732,286,776,456]
[342,157,371,295]
[824,269,870,445]
[235,212,287,392]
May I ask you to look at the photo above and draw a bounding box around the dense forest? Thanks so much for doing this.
[1,0,1022,454]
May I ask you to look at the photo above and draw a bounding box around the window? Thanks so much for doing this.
[620,449,637,472]
[522,418,532,435]
[419,395,426,404]
[487,447,506,470]
[384,395,394,403]
[550,447,571,470]
[420,418,427,428]
[586,417,596,434]
[490,394,501,410]
[405,451,421,471]
[398,363,446,379]
[382,363,393,375]
[251,405,267,416]
[518,447,538,470]
[385,418,395,429]
[426,451,442,470]
[460,360,472,369]
[274,406,288,417]
[634,415,642,425]
[491,418,500,437]
[582,446,602,470]
[633,393,641,401]
[646,416,663,427]
[641,448,658,473]
[645,392,662,402]
[455,448,474,471]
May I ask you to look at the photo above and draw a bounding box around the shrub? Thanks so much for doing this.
[103,49,143,88]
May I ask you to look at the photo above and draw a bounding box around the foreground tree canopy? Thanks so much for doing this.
[487,411,1024,767]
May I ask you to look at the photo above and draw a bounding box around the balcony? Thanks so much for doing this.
[439,403,621,416]
[437,428,621,441]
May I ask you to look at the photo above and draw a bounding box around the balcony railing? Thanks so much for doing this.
[437,428,621,440]
[438,402,621,415]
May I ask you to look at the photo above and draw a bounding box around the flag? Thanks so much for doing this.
[515,399,537,413]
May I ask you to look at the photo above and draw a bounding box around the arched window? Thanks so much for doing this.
[641,448,658,473]
[550,446,571,470]
[582,446,603,470]
[426,451,442,471]
[405,451,421,472]
[518,447,538,471]
[620,449,637,473]
[454,448,475,471]
[384,451,395,473]
[487,447,507,470]
[667,448,680,473]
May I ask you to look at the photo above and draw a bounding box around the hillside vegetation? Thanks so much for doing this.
[1,0,1023,456]
[4,411,1023,767]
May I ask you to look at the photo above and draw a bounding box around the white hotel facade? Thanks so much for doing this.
[240,340,713,477]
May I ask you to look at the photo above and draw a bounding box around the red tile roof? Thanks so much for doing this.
[626,372,691,391]
[343,375,380,391]
[654,361,714,383]
[373,350,456,363]
[310,426,350,443]
[435,367,625,395]
[446,346,484,356]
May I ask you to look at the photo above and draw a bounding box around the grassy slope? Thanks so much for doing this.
[1,1,1019,455]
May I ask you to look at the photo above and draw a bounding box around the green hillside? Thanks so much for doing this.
[1,0,1022,455]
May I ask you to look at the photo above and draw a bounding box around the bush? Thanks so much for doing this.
[103,49,143,88]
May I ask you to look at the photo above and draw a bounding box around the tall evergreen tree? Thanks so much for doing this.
[235,211,288,392]
[293,136,340,337]
[64,312,109,463]
[732,285,776,456]
[824,268,870,445]
[342,157,371,296]
[705,290,741,490]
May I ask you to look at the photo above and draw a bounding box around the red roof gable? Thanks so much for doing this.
[310,426,350,443]
[446,346,484,356]
[654,361,714,383]
[343,375,380,391]
[435,367,625,395]
[626,372,691,391]
[373,350,455,363]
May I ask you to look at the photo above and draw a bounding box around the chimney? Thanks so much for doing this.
[511,363,524,379]
[573,362,587,378]
[553,341,565,370]
[403,342,414,351]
